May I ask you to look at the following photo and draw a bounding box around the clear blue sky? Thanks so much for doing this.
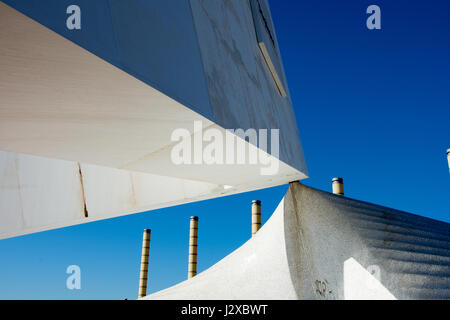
[0,0,449,299]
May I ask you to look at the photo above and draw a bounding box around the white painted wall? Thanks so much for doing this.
[0,149,300,240]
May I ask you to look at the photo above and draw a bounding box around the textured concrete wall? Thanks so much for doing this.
[190,0,307,174]
[145,182,450,300]
[285,183,450,299]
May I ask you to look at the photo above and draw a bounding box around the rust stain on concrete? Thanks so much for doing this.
[77,162,88,218]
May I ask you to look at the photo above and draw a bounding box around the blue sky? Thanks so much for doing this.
[0,0,449,299]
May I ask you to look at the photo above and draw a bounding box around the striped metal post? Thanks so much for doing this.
[252,200,261,237]
[138,229,151,298]
[332,177,344,196]
[188,216,199,279]
[447,149,450,173]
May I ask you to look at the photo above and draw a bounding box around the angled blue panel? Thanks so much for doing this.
[1,0,213,119]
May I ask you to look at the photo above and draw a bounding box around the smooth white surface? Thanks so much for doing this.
[343,258,396,300]
[0,150,301,240]
[0,2,208,169]
[0,151,85,237]
[0,150,222,239]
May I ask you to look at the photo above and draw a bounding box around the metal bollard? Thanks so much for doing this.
[252,200,261,237]
[138,229,151,298]
[332,177,344,196]
[188,216,199,279]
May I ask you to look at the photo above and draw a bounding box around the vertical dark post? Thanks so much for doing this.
[447,149,450,173]
[188,216,199,279]
[138,229,151,298]
[252,200,261,237]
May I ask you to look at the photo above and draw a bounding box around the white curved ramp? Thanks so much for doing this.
[145,182,450,300]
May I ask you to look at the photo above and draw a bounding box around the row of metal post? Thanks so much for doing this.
[137,148,450,297]
[137,199,262,298]
[137,178,342,298]
[137,177,342,298]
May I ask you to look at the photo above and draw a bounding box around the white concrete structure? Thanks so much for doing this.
[1,1,448,300]
[0,1,307,239]
[145,182,450,300]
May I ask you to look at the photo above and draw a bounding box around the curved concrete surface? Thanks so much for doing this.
[145,182,450,300]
